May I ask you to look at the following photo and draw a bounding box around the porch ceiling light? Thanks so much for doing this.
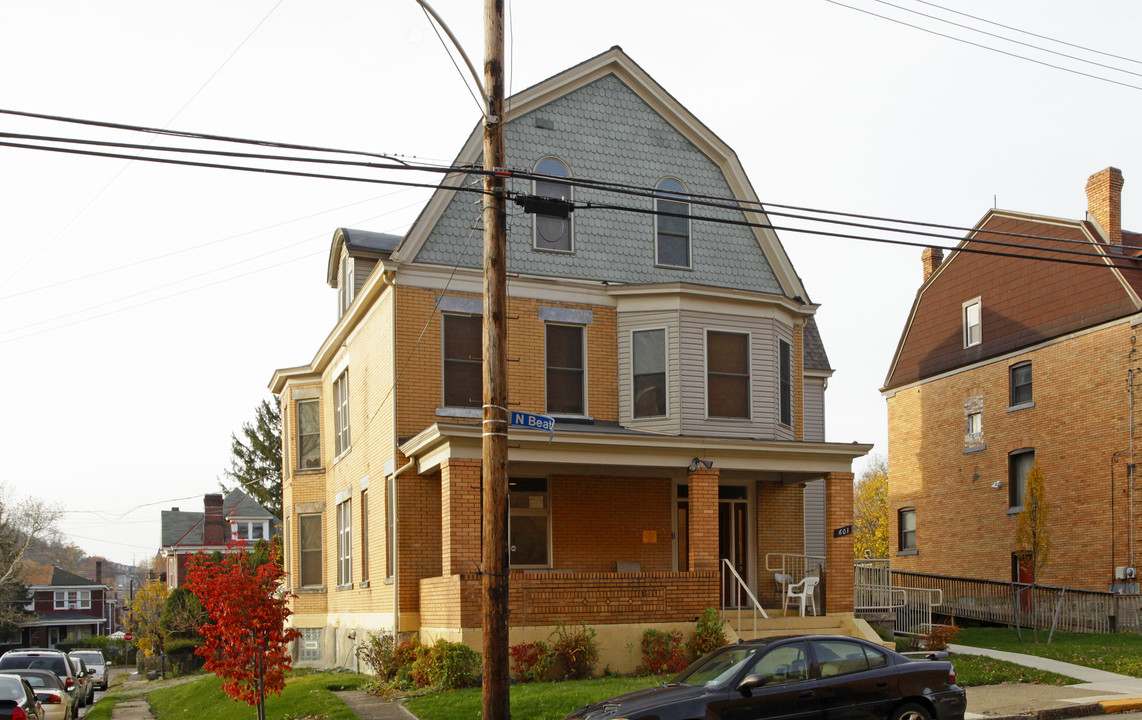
[688,458,714,472]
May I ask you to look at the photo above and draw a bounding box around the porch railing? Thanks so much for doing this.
[721,559,769,636]
[854,560,906,611]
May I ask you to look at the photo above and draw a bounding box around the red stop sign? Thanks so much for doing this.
[124,633,133,641]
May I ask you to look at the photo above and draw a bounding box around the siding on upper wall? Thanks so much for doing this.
[617,309,681,434]
[415,74,782,295]
[678,309,794,439]
[803,479,825,557]
[803,377,825,442]
[354,257,377,297]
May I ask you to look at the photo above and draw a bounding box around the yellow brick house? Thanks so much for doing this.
[269,48,870,670]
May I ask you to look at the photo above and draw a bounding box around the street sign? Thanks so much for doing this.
[124,632,133,642]
[510,411,555,441]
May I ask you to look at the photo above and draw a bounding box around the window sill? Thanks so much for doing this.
[1007,401,1035,413]
[335,583,353,591]
[296,587,326,594]
[296,467,325,475]
[1007,506,1024,515]
[896,549,919,556]
[963,445,986,454]
[383,578,394,585]
[436,407,481,419]
[332,447,351,465]
[654,263,693,271]
[358,581,370,589]
[532,245,574,254]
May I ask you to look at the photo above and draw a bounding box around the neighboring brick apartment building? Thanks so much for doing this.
[159,490,280,588]
[884,167,1142,593]
[19,563,111,648]
[270,48,870,670]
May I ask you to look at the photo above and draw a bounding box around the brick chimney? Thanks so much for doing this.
[95,560,102,585]
[922,246,943,283]
[202,493,225,545]
[1086,167,1124,245]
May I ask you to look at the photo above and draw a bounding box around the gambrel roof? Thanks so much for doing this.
[883,208,1142,391]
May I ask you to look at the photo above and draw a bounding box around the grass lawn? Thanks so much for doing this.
[950,653,1078,686]
[954,627,1142,677]
[404,675,670,720]
[146,671,368,720]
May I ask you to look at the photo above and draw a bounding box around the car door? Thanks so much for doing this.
[811,639,899,720]
[714,640,820,720]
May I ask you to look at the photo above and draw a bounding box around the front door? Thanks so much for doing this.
[720,486,750,607]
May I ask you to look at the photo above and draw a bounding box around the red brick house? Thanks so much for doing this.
[884,167,1142,593]
[159,491,281,588]
[271,48,871,670]
[19,563,110,648]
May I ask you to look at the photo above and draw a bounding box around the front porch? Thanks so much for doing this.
[400,422,872,670]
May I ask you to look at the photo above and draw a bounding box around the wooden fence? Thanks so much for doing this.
[892,570,1142,634]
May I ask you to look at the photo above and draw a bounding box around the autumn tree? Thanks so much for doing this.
[161,586,206,640]
[127,580,170,663]
[853,455,889,559]
[222,398,283,518]
[0,484,61,635]
[1014,462,1051,643]
[185,541,299,720]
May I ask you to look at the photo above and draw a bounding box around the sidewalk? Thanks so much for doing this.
[952,644,1142,720]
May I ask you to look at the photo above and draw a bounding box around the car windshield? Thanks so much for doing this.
[0,656,65,675]
[21,676,47,688]
[673,645,762,687]
[0,676,25,702]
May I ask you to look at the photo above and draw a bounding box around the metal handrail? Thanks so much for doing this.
[721,559,769,639]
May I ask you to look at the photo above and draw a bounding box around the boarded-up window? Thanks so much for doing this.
[443,314,482,407]
[546,324,584,415]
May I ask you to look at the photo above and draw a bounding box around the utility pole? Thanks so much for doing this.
[481,1,509,719]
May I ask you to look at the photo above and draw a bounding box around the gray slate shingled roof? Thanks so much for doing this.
[342,229,401,255]
[161,490,280,548]
[48,567,98,587]
[803,317,831,372]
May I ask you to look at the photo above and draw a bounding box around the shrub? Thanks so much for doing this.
[686,608,726,660]
[638,629,688,676]
[416,640,480,689]
[164,638,204,675]
[924,624,960,651]
[549,623,599,680]
[509,640,553,682]
[357,633,397,680]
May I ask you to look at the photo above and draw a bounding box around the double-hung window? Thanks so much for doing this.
[1009,449,1035,508]
[1010,362,1032,407]
[299,513,322,587]
[707,330,750,419]
[898,508,916,551]
[546,324,585,415]
[533,158,573,252]
[632,329,667,418]
[54,590,90,610]
[779,339,793,426]
[338,254,354,318]
[334,371,351,457]
[386,476,396,579]
[963,298,981,348]
[509,478,550,567]
[297,399,321,469]
[337,499,352,587]
[655,178,690,268]
[360,489,369,583]
[443,314,482,408]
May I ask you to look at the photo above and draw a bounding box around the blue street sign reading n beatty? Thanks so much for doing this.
[510,411,555,441]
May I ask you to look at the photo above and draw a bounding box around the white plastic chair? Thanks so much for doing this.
[787,576,820,616]
[774,573,794,614]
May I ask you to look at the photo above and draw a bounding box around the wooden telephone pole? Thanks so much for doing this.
[481,1,509,719]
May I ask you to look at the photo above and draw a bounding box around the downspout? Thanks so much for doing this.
[1131,370,1136,569]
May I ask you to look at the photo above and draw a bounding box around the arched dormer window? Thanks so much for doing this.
[655,178,690,269]
[533,157,573,253]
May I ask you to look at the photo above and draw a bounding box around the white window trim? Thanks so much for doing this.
[509,477,553,569]
[54,590,91,610]
[298,512,323,588]
[544,322,588,417]
[963,297,982,348]
[630,327,669,420]
[703,328,753,420]
[333,370,351,460]
[531,156,574,254]
[653,177,692,269]
[778,337,794,428]
[296,398,321,470]
[337,499,352,587]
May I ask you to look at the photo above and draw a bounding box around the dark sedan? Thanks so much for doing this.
[565,635,965,720]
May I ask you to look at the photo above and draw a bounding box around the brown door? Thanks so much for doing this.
[720,493,749,607]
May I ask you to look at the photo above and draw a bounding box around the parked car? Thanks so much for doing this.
[63,659,91,708]
[0,652,78,718]
[68,651,107,692]
[0,674,45,720]
[564,635,966,720]
[0,671,71,720]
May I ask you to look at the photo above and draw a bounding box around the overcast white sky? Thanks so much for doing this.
[3,0,1140,566]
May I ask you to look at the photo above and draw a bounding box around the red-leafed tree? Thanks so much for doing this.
[185,541,300,720]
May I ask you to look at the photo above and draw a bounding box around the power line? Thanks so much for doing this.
[911,0,1142,67]
[868,0,1142,80]
[826,0,1142,92]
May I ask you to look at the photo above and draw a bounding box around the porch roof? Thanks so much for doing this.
[400,422,870,480]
